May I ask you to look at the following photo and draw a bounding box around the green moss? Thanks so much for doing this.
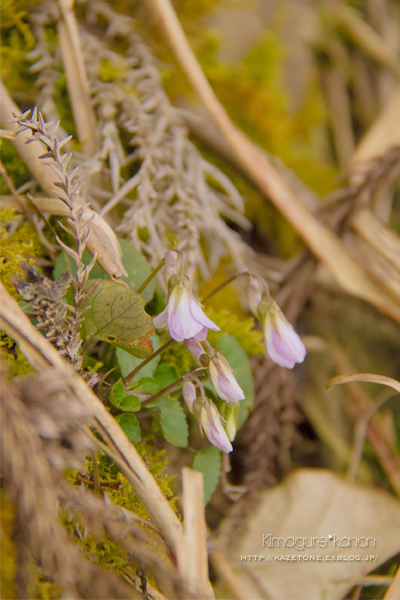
[53,74,77,139]
[160,341,195,378]
[62,446,178,582]
[31,574,62,600]
[98,57,128,82]
[0,0,36,94]
[1,334,34,378]
[0,206,46,297]
[0,495,17,600]
[94,446,178,517]
[208,31,337,195]
[205,307,264,355]
[0,139,31,195]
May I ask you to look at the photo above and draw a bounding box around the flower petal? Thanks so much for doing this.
[153,308,167,329]
[265,317,306,368]
[189,300,220,332]
[275,320,306,363]
[209,360,244,403]
[167,289,203,341]
[194,326,208,341]
[200,404,233,453]
[218,372,244,403]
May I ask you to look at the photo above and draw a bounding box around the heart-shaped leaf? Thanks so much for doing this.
[81,279,153,358]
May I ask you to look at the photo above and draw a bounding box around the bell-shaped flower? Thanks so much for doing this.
[208,352,244,403]
[153,276,220,342]
[199,401,233,453]
[260,299,306,369]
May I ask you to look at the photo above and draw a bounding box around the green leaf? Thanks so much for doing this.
[109,380,140,412]
[111,380,125,402]
[54,239,155,302]
[115,413,141,441]
[118,239,155,303]
[216,334,254,429]
[192,447,221,504]
[148,395,188,448]
[153,363,178,386]
[119,395,141,412]
[54,249,107,281]
[81,279,153,358]
[117,334,161,379]
[135,377,164,395]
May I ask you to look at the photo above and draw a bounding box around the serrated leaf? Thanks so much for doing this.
[115,413,141,441]
[81,279,153,358]
[117,334,161,379]
[216,334,254,428]
[54,239,155,302]
[192,447,221,504]
[148,395,188,448]
[119,395,141,412]
[109,381,140,412]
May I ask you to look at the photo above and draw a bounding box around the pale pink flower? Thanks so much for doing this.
[208,352,244,403]
[153,277,220,342]
[263,300,306,369]
[247,276,263,316]
[182,381,197,411]
[199,401,233,453]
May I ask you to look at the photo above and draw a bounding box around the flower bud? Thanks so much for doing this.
[220,403,239,441]
[208,352,244,403]
[199,401,233,453]
[184,339,208,366]
[247,277,263,316]
[163,250,180,286]
[262,299,306,369]
[182,381,196,412]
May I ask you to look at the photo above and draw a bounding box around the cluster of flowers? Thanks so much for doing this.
[153,251,306,453]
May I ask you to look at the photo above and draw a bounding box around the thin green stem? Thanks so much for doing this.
[141,367,204,407]
[136,258,165,295]
[201,269,270,304]
[123,338,173,386]
[201,274,238,305]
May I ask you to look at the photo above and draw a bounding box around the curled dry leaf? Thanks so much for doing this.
[219,469,400,600]
[327,373,400,395]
